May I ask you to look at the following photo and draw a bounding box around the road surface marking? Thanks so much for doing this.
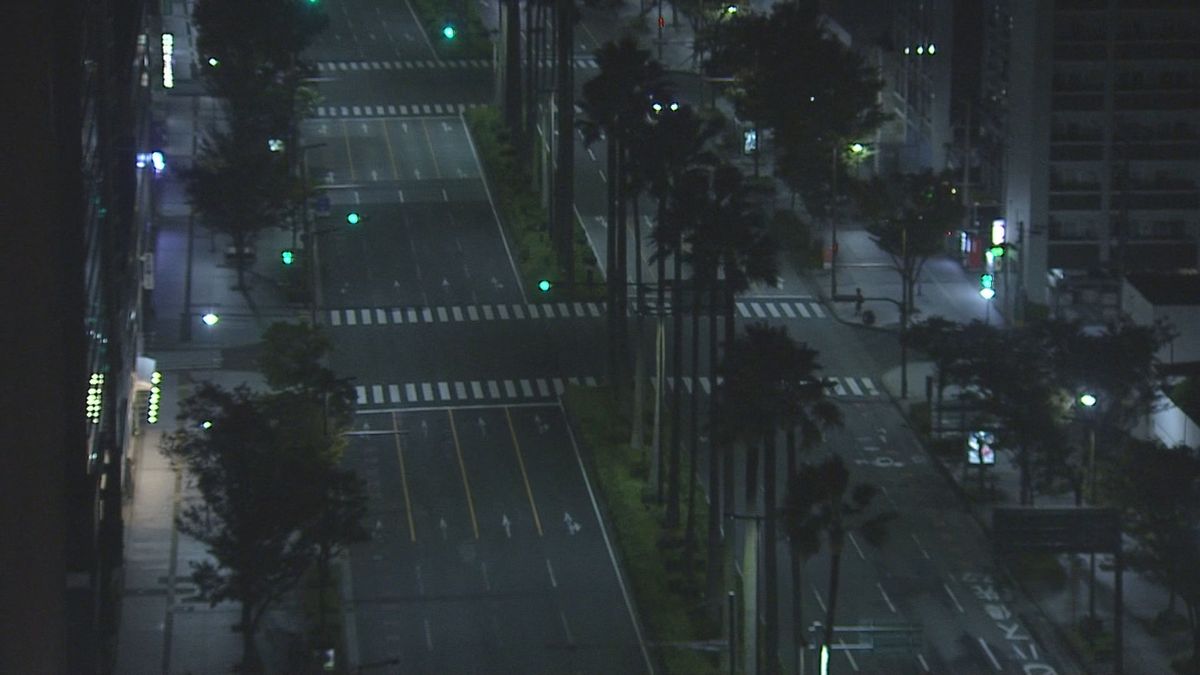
[438,382,451,400]
[471,381,484,399]
[452,306,464,321]
[422,308,433,322]
[483,305,495,320]
[537,379,550,396]
[830,378,847,396]
[812,585,827,612]
[506,407,543,535]
[488,381,501,398]
[911,533,931,559]
[340,120,356,181]
[392,412,416,541]
[780,303,796,318]
[447,410,480,539]
[513,304,526,319]
[423,618,433,651]
[388,385,401,403]
[558,400,654,673]
[468,305,479,320]
[356,386,367,405]
[422,382,434,401]
[406,383,418,402]
[846,378,863,396]
[793,302,811,318]
[559,611,575,645]
[588,302,601,317]
[391,308,403,323]
[330,310,342,325]
[877,582,898,614]
[944,582,965,613]
[545,558,558,587]
[862,378,879,396]
[361,309,372,324]
[407,308,418,322]
[521,379,534,397]
[497,305,510,319]
[437,307,449,322]
[527,304,541,318]
[917,653,931,672]
[766,303,781,318]
[840,639,860,671]
[372,385,384,403]
[978,638,1002,671]
[454,382,468,399]
[811,303,826,318]
[751,302,766,318]
[346,310,357,326]
[848,532,866,560]
[505,380,517,397]
[553,378,565,395]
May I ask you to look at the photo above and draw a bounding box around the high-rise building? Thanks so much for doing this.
[821,0,954,175]
[1004,0,1200,322]
[1,1,151,672]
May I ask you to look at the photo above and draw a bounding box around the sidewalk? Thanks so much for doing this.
[115,2,311,673]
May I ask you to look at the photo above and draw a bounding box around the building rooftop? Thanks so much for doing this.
[1125,272,1200,307]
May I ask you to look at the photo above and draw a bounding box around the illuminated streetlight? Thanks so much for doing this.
[1079,392,1097,407]
[202,312,220,326]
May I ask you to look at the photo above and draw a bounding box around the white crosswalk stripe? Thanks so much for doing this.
[324,299,832,328]
[317,59,494,71]
[351,375,605,408]
[389,384,401,403]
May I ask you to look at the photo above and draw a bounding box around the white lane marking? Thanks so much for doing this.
[437,307,449,322]
[388,384,401,403]
[846,378,863,396]
[346,310,357,326]
[545,558,558,588]
[559,611,575,645]
[454,382,468,399]
[751,302,766,318]
[943,583,965,613]
[536,379,550,396]
[423,618,433,651]
[877,582,898,614]
[848,532,866,560]
[406,383,418,402]
[841,639,860,671]
[811,303,826,318]
[978,638,1002,671]
[471,381,484,399]
[498,305,510,319]
[330,310,341,325]
[520,380,534,397]
[452,306,464,321]
[422,383,434,401]
[468,305,480,321]
[812,585,827,612]
[863,378,880,396]
[766,303,781,318]
[917,653,931,672]
[483,306,495,320]
[376,308,387,323]
[911,533,931,559]
[392,308,403,323]
[737,303,751,318]
[356,386,367,405]
[504,380,517,397]
[513,304,526,319]
[780,303,796,318]
[559,399,653,673]
[488,381,501,398]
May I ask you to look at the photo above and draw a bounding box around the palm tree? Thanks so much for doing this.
[718,323,840,674]
[579,38,670,384]
[782,456,894,667]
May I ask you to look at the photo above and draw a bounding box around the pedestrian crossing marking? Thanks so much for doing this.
[536,379,550,396]
[372,385,384,403]
[407,383,418,401]
[505,380,517,397]
[356,386,367,404]
[438,382,451,400]
[389,384,401,403]
[309,102,484,119]
[488,381,501,398]
[325,299,826,328]
[845,378,862,396]
[422,383,434,400]
[471,381,484,399]
[520,380,534,397]
[455,382,468,399]
[652,375,881,399]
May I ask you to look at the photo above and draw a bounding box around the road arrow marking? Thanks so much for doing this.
[502,514,511,539]
[442,121,453,132]
[439,517,448,541]
[477,417,487,436]
[563,512,582,535]
[420,419,428,437]
[441,277,450,291]
[490,276,503,290]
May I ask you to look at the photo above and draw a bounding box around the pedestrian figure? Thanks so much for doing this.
[854,287,864,315]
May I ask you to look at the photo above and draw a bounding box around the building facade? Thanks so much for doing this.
[1,1,151,672]
[1004,0,1200,322]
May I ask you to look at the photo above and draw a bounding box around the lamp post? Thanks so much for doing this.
[1079,391,1099,622]
[298,142,328,325]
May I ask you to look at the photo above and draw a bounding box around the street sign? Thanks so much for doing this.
[967,430,995,465]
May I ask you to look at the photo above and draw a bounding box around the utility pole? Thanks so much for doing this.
[830,145,839,297]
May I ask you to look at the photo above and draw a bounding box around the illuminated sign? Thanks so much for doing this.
[161,33,175,89]
[967,430,995,465]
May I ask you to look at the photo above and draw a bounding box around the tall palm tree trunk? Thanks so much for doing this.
[763,430,779,675]
[706,281,723,609]
[666,248,684,528]
[822,537,845,656]
[685,279,701,554]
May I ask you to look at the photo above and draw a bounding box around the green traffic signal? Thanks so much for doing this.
[537,279,552,293]
[281,249,295,265]
[989,245,1005,258]
[980,273,994,289]
[441,23,457,39]
[346,211,361,225]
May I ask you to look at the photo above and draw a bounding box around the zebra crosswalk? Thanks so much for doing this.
[312,102,485,118]
[326,298,829,327]
[355,376,599,407]
[656,375,881,399]
[313,56,601,73]
[351,373,882,409]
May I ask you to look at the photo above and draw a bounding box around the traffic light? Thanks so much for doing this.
[346,211,361,226]
[281,249,295,265]
[537,279,552,293]
[979,273,995,299]
[441,22,457,39]
[988,244,1005,258]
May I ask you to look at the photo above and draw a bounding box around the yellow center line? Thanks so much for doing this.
[447,409,480,539]
[380,119,401,180]
[392,411,416,542]
[421,119,441,178]
[506,407,544,537]
[341,119,356,181]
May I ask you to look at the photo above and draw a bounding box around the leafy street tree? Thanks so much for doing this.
[717,323,841,674]
[185,125,291,291]
[704,0,885,210]
[1108,441,1200,667]
[782,456,893,667]
[258,321,356,430]
[854,170,963,397]
[166,385,312,671]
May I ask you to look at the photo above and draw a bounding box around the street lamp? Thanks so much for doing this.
[1078,390,1100,622]
[201,312,220,327]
